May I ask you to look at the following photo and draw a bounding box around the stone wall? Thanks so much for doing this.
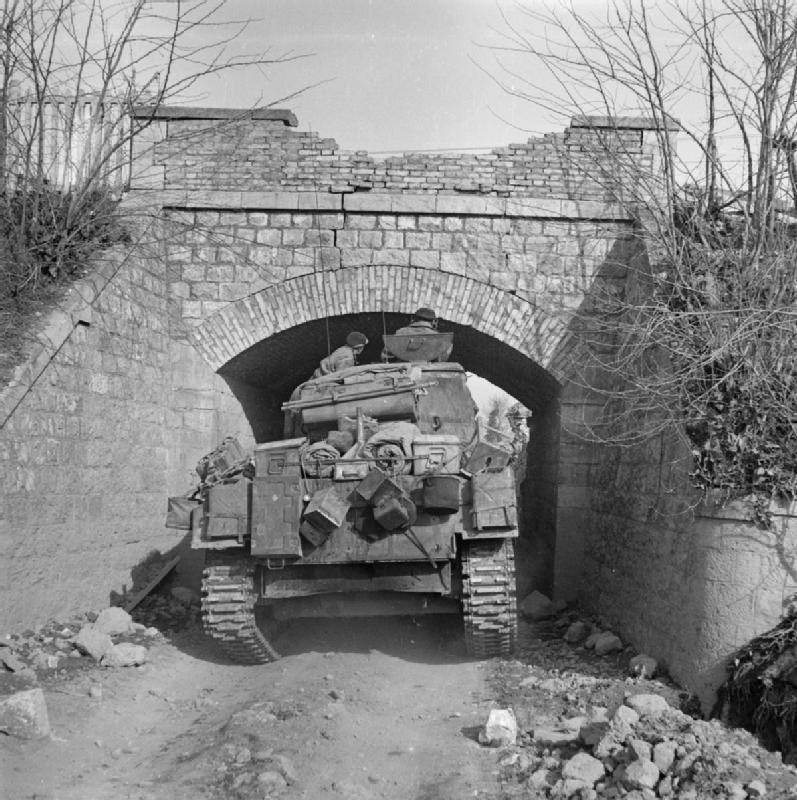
[579,428,797,710]
[0,243,249,629]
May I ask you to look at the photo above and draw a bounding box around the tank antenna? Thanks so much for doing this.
[311,188,332,358]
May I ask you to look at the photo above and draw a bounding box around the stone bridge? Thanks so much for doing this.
[2,107,794,707]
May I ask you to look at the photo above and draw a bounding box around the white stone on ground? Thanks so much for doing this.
[624,758,660,789]
[625,693,670,717]
[100,643,148,667]
[653,740,677,773]
[0,688,51,739]
[73,625,114,660]
[93,607,136,636]
[562,752,605,786]
[479,708,517,747]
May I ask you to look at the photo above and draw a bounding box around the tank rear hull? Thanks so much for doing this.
[171,361,520,663]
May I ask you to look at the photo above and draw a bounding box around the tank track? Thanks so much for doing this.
[201,551,280,664]
[461,538,518,659]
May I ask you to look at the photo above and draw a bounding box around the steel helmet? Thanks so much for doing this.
[413,307,437,321]
[346,331,368,348]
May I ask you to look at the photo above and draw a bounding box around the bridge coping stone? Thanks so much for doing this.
[127,189,629,220]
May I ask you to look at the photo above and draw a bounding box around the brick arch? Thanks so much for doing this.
[195,264,565,602]
[190,265,574,386]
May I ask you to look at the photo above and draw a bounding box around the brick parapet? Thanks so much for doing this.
[134,110,660,205]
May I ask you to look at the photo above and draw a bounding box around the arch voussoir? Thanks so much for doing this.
[190,265,573,381]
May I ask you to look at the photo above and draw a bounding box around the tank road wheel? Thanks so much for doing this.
[461,538,518,659]
[201,551,280,664]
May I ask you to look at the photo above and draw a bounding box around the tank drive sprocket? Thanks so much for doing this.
[461,538,518,658]
[201,551,280,664]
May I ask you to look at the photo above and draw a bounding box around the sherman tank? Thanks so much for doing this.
[166,331,519,663]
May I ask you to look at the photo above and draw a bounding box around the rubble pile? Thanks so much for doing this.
[492,688,797,799]
[1,607,160,681]
[484,595,797,799]
[0,606,165,738]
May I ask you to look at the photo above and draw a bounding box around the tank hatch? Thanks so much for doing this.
[382,332,453,362]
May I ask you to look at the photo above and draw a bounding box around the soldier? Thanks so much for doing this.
[395,306,439,336]
[312,331,368,378]
[389,306,452,361]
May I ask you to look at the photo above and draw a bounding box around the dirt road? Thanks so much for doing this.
[6,609,797,800]
[2,615,508,800]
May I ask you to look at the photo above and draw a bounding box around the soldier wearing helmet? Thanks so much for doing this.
[389,307,452,361]
[395,307,438,336]
[312,331,368,378]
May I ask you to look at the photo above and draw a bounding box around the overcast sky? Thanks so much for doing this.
[152,0,558,154]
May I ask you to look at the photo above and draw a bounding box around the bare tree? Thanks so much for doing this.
[0,0,303,353]
[487,0,797,519]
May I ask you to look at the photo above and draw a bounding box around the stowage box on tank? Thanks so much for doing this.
[167,331,519,663]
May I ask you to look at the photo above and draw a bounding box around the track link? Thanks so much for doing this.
[201,551,280,664]
[461,538,518,659]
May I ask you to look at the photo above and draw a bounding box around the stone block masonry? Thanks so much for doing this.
[4,105,788,716]
[0,243,251,628]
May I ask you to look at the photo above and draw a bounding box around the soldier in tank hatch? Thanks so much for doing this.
[392,307,452,361]
[312,331,368,378]
[394,306,439,336]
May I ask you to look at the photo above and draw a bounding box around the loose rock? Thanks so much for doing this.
[628,654,658,678]
[653,740,677,774]
[624,693,670,718]
[520,591,555,620]
[584,630,603,649]
[628,738,652,762]
[594,632,623,656]
[562,752,605,786]
[100,643,148,667]
[1,650,25,672]
[93,607,136,636]
[612,703,640,729]
[579,708,610,746]
[479,708,518,747]
[623,759,660,790]
[747,779,767,797]
[564,621,591,644]
[0,687,51,739]
[73,625,114,660]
